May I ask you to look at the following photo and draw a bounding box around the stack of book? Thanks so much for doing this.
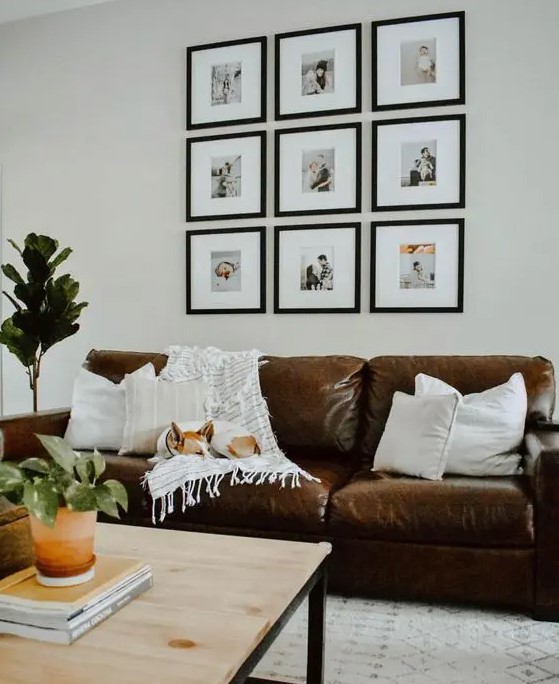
[0,555,152,644]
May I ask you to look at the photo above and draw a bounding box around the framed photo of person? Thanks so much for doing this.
[186,227,266,314]
[372,11,465,111]
[371,219,464,313]
[186,131,266,221]
[275,24,362,120]
[187,36,267,129]
[275,123,361,217]
[274,223,361,314]
[372,114,465,212]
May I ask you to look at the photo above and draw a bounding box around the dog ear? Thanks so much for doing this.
[199,420,214,442]
[170,422,184,444]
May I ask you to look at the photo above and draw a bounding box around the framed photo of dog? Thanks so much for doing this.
[274,223,361,314]
[371,219,464,313]
[186,227,266,314]
[275,122,361,217]
[372,114,465,212]
[186,131,266,221]
[187,36,267,129]
[275,23,362,120]
[372,11,465,111]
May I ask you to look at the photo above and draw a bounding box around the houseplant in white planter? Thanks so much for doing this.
[0,434,127,586]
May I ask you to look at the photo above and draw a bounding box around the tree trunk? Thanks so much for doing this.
[31,356,41,413]
[32,376,38,413]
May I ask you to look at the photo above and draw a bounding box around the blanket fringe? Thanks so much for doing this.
[149,467,317,517]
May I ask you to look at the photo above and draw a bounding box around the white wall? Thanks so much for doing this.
[0,0,557,415]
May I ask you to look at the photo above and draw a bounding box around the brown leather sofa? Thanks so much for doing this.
[2,350,559,620]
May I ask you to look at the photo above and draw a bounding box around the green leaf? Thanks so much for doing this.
[49,247,72,271]
[0,462,25,494]
[65,301,88,323]
[1,263,24,286]
[2,291,22,312]
[24,234,58,261]
[23,479,59,527]
[103,479,128,512]
[14,282,45,312]
[75,457,94,484]
[93,483,119,518]
[7,239,23,257]
[0,317,38,368]
[91,450,106,479]
[19,457,50,475]
[64,482,97,512]
[35,434,77,473]
[40,320,80,352]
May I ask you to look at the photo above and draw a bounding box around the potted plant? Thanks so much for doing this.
[0,233,88,412]
[0,434,127,587]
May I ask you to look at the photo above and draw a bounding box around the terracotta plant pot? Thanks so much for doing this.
[29,508,97,587]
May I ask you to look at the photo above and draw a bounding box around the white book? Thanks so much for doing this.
[0,572,153,644]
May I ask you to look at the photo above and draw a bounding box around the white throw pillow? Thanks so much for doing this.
[415,372,527,476]
[64,363,156,450]
[120,375,208,455]
[372,391,460,480]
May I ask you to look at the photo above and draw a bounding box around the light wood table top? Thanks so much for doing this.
[0,523,331,684]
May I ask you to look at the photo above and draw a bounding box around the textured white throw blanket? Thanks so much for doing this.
[144,346,318,523]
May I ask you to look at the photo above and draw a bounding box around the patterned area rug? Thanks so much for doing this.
[253,596,559,683]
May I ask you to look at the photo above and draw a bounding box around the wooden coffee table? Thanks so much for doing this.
[0,523,331,684]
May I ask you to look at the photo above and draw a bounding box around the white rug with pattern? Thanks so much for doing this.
[253,596,559,683]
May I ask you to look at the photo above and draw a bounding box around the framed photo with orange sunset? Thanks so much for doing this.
[371,219,464,313]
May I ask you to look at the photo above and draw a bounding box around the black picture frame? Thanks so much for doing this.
[186,130,266,222]
[275,23,362,121]
[372,114,466,212]
[274,122,362,217]
[372,11,465,112]
[370,219,464,313]
[186,36,267,130]
[274,223,361,314]
[186,226,266,315]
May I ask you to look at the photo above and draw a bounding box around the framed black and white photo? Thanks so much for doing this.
[186,131,266,221]
[275,123,361,217]
[371,219,464,313]
[186,227,266,314]
[274,223,361,314]
[372,114,465,211]
[275,24,361,120]
[187,36,266,129]
[372,12,465,111]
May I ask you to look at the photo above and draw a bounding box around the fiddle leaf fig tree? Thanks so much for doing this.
[0,234,88,411]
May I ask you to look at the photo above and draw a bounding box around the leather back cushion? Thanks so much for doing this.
[83,351,366,459]
[260,356,365,458]
[83,349,168,382]
[363,355,555,462]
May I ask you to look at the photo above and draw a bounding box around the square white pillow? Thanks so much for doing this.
[372,391,459,480]
[415,372,527,476]
[64,363,156,450]
[120,374,208,455]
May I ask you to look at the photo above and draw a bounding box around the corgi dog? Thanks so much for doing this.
[156,420,261,460]
[209,420,261,459]
[156,420,213,459]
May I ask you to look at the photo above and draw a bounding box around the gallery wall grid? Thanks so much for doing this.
[183,11,466,315]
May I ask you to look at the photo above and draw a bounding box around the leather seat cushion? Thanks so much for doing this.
[329,471,534,547]
[102,453,354,534]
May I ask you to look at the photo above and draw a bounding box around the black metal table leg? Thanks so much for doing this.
[242,560,327,684]
[306,567,326,684]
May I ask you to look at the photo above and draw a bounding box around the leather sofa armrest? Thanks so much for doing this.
[0,408,70,462]
[525,426,559,619]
